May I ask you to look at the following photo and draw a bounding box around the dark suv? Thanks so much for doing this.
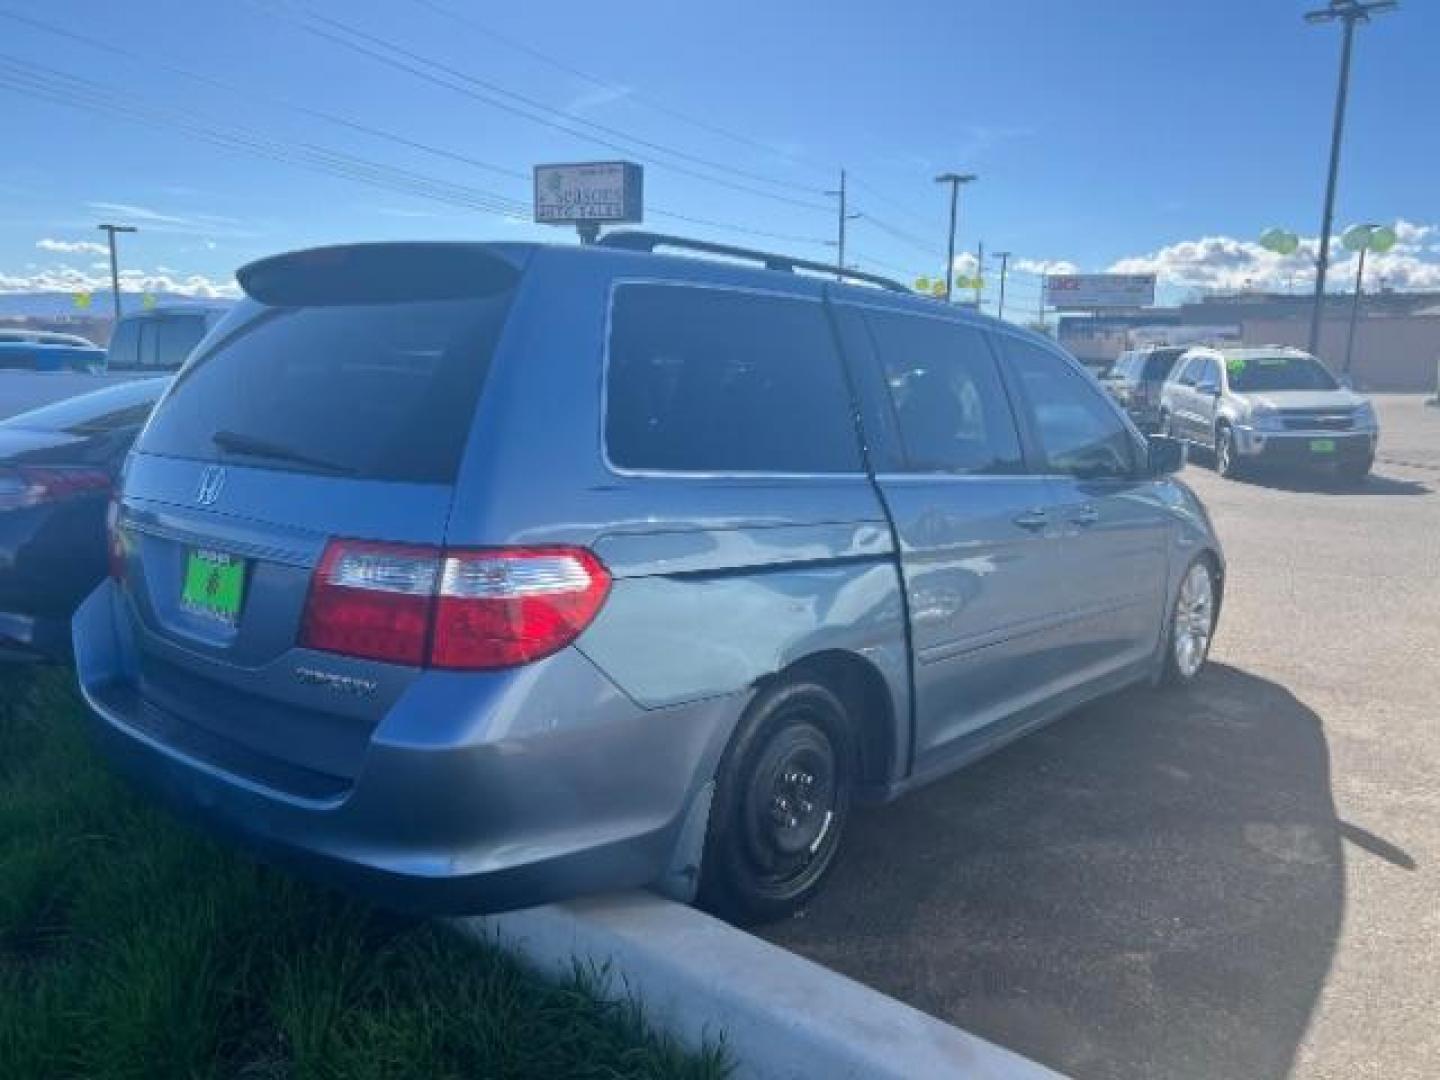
[1103,346,1188,432]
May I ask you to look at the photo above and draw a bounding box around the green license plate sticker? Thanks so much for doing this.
[181,549,245,623]
[1310,438,1336,454]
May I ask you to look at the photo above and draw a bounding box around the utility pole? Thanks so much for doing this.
[1344,243,1369,376]
[993,251,1012,320]
[1303,0,1398,357]
[826,168,859,279]
[974,241,984,306]
[934,172,975,302]
[97,223,137,323]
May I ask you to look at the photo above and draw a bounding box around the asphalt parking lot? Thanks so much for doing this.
[761,395,1439,1080]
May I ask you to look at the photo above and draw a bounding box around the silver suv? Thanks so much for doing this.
[1159,346,1379,481]
[74,235,1224,923]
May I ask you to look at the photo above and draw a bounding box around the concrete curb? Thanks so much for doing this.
[455,892,1065,1080]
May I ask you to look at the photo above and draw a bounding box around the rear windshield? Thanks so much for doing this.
[1227,354,1337,393]
[1143,349,1185,380]
[138,294,513,483]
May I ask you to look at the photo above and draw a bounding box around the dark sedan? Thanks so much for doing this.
[0,378,168,661]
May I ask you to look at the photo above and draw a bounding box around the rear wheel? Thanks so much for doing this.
[1163,558,1217,686]
[698,678,856,925]
[1214,423,1242,479]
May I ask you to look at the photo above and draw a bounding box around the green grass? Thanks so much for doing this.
[0,668,729,1080]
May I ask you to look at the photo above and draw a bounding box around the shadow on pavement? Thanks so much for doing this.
[761,664,1346,1080]
[1234,468,1430,496]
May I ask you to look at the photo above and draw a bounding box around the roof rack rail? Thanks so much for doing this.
[595,230,910,293]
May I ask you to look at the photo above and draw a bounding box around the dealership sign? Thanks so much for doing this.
[1043,273,1156,310]
[533,161,643,224]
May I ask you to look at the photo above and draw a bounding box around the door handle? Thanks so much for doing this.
[1012,509,1050,531]
[1070,505,1100,527]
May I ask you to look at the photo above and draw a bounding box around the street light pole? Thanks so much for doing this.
[992,251,1012,320]
[934,172,975,302]
[97,223,137,323]
[1303,0,1399,357]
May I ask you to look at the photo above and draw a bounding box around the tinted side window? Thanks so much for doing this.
[1001,338,1136,480]
[107,319,141,369]
[1173,357,1199,386]
[605,285,861,473]
[137,320,161,369]
[156,316,206,369]
[864,312,1022,474]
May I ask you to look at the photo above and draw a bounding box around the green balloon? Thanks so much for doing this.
[1369,225,1398,254]
[1341,224,1373,252]
[1259,228,1300,255]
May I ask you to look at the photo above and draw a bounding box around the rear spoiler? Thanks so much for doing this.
[237,243,524,306]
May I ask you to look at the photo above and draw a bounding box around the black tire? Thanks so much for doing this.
[1214,423,1242,479]
[1162,557,1218,686]
[698,677,856,925]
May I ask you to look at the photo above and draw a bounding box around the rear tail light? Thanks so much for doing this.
[0,465,110,511]
[300,540,610,670]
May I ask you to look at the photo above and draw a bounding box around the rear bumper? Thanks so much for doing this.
[72,581,738,914]
[1232,427,1376,467]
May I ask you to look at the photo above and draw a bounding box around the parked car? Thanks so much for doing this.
[0,306,224,421]
[73,236,1223,923]
[1102,345,1188,432]
[105,305,228,372]
[0,378,169,661]
[0,329,107,373]
[1159,345,1378,481]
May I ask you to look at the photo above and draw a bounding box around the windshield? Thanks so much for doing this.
[138,291,514,483]
[1226,354,1339,392]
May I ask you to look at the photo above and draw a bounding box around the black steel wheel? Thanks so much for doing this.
[698,678,856,924]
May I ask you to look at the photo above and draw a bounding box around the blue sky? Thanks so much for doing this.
[2,0,1436,316]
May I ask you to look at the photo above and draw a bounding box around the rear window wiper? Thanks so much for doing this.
[211,429,356,475]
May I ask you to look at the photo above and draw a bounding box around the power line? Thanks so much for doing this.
[847,174,942,235]
[0,10,829,251]
[251,0,833,213]
[0,57,532,217]
[855,211,946,264]
[407,0,831,184]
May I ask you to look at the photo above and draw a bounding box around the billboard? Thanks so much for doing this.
[1043,273,1156,310]
[533,161,643,224]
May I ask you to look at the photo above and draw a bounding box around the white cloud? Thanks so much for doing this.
[564,83,633,116]
[1016,257,1078,276]
[84,201,255,238]
[37,238,108,256]
[0,262,240,298]
[1106,220,1440,293]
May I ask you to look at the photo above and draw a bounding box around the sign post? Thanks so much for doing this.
[533,161,643,244]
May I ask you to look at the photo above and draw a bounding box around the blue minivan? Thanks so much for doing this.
[73,236,1222,922]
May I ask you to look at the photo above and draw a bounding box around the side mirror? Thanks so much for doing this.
[1194,379,1220,397]
[1147,434,1185,477]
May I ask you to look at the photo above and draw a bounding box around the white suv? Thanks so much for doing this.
[1159,346,1379,481]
